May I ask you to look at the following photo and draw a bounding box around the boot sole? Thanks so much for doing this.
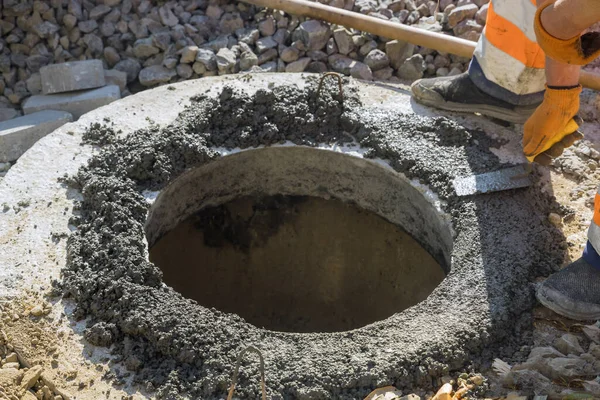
[411,82,537,124]
[536,285,600,321]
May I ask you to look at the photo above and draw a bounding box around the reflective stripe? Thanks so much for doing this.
[593,192,600,226]
[588,220,600,255]
[485,2,546,69]
[490,0,537,42]
[473,30,546,95]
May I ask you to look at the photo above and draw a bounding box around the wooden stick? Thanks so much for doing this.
[241,0,600,91]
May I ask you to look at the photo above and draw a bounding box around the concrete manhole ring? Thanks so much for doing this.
[0,73,564,399]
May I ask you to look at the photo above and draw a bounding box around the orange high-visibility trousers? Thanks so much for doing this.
[468,0,547,106]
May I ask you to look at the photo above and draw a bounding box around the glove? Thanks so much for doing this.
[535,2,600,65]
[523,85,583,165]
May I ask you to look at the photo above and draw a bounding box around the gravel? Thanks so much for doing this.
[0,0,487,119]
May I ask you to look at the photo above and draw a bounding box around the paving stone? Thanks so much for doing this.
[22,85,120,119]
[0,110,73,162]
[40,60,105,94]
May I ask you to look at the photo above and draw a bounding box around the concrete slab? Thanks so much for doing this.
[0,110,72,162]
[22,85,120,119]
[40,60,105,94]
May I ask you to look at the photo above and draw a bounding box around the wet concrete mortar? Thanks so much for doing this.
[59,75,565,399]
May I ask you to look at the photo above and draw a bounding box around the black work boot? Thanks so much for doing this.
[536,257,600,320]
[411,72,540,124]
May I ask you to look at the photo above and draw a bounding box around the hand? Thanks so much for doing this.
[523,85,583,165]
[535,2,600,65]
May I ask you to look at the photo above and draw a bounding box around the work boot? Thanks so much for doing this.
[536,257,600,320]
[411,73,539,124]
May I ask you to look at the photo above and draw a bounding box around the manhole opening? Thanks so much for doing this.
[149,194,445,333]
[145,147,454,333]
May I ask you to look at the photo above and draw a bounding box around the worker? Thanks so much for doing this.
[411,0,600,320]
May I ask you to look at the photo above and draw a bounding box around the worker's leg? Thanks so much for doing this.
[536,192,600,320]
[411,0,547,124]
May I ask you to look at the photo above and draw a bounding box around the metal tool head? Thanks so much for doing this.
[452,164,533,196]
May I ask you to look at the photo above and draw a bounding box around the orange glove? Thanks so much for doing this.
[523,85,583,165]
[534,2,600,65]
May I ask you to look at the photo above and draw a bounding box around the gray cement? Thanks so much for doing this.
[59,76,565,399]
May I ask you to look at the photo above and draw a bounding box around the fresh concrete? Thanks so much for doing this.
[22,85,120,119]
[0,110,72,162]
[40,60,105,94]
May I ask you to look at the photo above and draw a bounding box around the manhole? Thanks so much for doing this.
[0,74,566,399]
[147,147,449,333]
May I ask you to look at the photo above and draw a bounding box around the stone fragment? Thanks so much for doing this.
[350,61,373,80]
[219,13,244,34]
[139,66,176,86]
[359,40,378,57]
[0,108,18,122]
[364,49,389,71]
[40,60,105,94]
[114,58,141,83]
[448,67,462,76]
[385,40,415,69]
[20,365,43,390]
[285,57,311,73]
[196,49,217,71]
[333,28,354,55]
[0,110,73,162]
[23,85,120,119]
[89,4,111,20]
[103,47,121,67]
[298,20,331,51]
[133,37,159,58]
[259,17,276,37]
[400,395,421,400]
[502,370,552,394]
[554,334,585,356]
[306,61,328,73]
[397,54,425,80]
[239,51,258,71]
[280,47,300,63]
[63,14,77,30]
[33,21,60,39]
[176,64,193,79]
[374,67,394,80]
[475,3,489,25]
[447,4,478,28]
[180,46,198,63]
[258,48,278,65]
[260,61,277,72]
[159,5,179,27]
[192,61,206,75]
[236,28,260,45]
[78,19,98,34]
[83,33,104,56]
[0,368,24,388]
[453,19,483,36]
[2,362,19,369]
[206,5,224,20]
[256,36,278,53]
[216,48,237,74]
[128,20,148,39]
[328,54,354,75]
[104,69,127,91]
